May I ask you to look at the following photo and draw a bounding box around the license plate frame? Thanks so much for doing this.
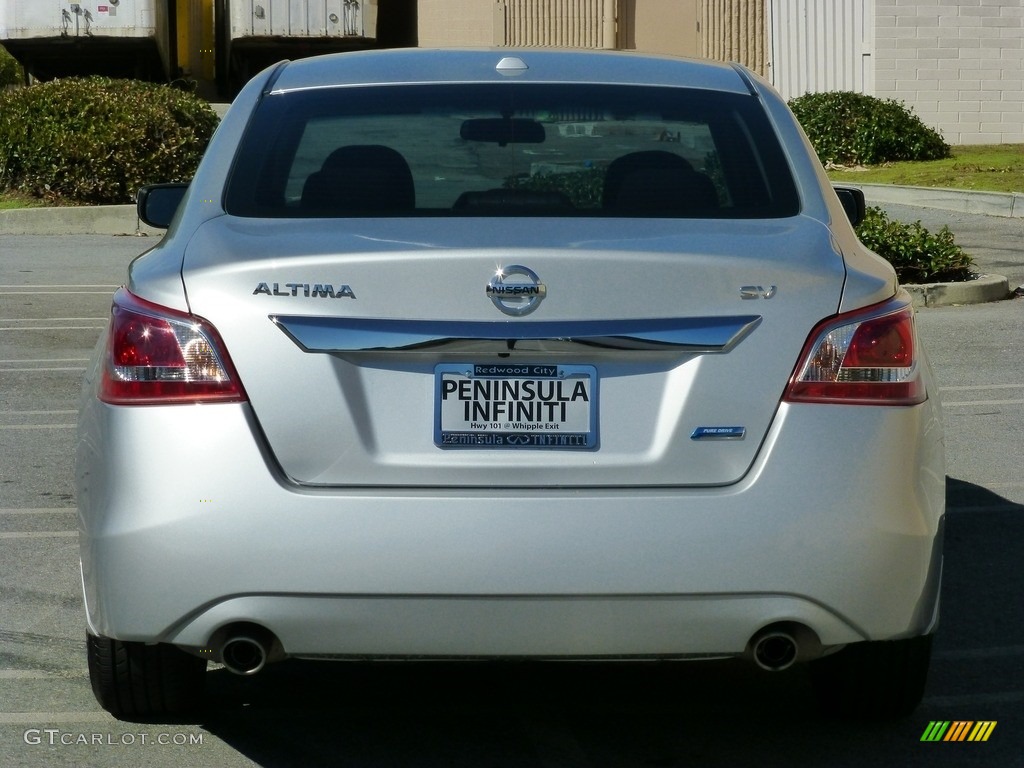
[434,363,598,450]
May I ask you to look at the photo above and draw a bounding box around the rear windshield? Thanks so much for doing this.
[225,83,799,219]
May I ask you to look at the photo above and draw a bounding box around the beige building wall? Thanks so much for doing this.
[417,0,500,47]
[416,0,698,53]
[413,0,765,78]
[620,0,701,58]
[702,0,767,76]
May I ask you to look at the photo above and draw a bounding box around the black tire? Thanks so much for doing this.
[87,633,207,719]
[810,634,932,720]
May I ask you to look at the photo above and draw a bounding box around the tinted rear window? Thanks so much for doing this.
[225,83,799,219]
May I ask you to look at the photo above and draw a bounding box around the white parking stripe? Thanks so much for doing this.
[941,384,1023,391]
[0,292,113,296]
[0,410,78,415]
[0,712,114,725]
[0,425,77,430]
[943,399,1024,407]
[0,509,77,514]
[939,384,1023,407]
[0,410,78,429]
[0,285,118,289]
[0,318,105,327]
[0,670,81,679]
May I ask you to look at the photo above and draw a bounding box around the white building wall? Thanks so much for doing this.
[768,0,874,101]
[874,1,1024,145]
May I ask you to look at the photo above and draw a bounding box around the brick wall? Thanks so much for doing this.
[875,1,1024,145]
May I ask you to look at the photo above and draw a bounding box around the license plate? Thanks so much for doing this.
[435,363,598,449]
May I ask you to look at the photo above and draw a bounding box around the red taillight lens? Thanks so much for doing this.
[841,311,914,369]
[99,288,246,405]
[785,299,926,406]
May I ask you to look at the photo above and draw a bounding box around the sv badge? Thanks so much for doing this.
[740,285,777,300]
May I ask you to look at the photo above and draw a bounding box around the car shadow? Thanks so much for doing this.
[183,477,1023,767]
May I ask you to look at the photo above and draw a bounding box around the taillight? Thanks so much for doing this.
[785,297,926,406]
[99,288,246,405]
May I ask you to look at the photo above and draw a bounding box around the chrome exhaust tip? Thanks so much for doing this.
[748,623,821,671]
[752,631,799,672]
[221,635,269,676]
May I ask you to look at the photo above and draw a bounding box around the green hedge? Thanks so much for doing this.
[0,76,217,205]
[789,91,950,166]
[504,168,605,208]
[856,206,974,284]
[0,44,23,87]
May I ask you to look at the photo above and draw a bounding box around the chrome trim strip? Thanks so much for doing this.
[691,427,747,441]
[271,315,762,353]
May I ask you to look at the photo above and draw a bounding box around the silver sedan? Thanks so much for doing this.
[77,48,944,720]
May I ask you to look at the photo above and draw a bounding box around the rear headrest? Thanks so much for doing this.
[603,150,719,216]
[302,145,415,215]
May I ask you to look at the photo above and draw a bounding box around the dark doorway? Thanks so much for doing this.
[376,0,418,48]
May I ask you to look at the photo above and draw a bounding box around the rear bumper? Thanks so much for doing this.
[77,397,945,657]
[153,595,868,659]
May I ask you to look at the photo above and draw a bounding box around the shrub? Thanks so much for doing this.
[789,92,950,166]
[0,44,23,87]
[504,160,727,209]
[856,206,974,284]
[504,167,605,208]
[0,76,217,205]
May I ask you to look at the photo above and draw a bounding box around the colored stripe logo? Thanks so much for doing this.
[921,721,997,742]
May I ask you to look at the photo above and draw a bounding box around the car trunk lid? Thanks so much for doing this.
[180,215,844,487]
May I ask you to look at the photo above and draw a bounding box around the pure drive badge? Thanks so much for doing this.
[486,265,546,316]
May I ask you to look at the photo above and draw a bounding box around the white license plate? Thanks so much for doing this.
[435,364,598,449]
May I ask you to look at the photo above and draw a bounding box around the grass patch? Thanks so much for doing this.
[827,144,1024,193]
[0,191,46,210]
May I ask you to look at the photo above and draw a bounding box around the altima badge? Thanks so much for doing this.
[253,282,355,299]
[486,265,547,316]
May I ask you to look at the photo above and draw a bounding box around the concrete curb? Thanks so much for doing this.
[904,273,1011,308]
[0,204,162,237]
[857,183,1024,218]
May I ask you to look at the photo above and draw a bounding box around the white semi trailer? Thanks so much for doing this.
[217,0,373,93]
[1,0,381,94]
[0,0,171,82]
